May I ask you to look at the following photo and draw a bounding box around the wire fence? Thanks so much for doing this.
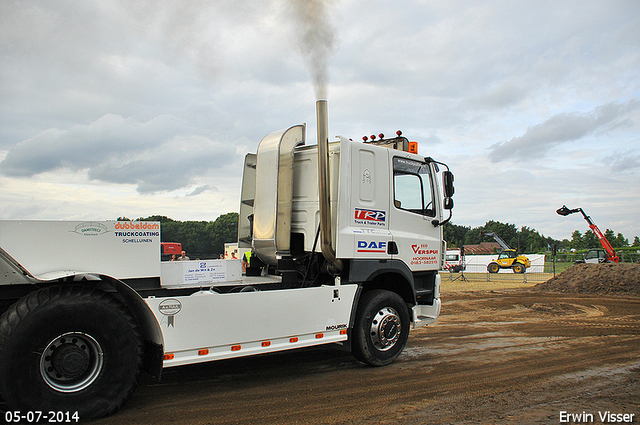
[443,252,640,285]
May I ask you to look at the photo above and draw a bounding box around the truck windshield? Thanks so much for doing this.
[393,157,435,217]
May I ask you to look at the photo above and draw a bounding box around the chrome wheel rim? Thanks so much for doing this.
[370,307,401,351]
[40,332,104,393]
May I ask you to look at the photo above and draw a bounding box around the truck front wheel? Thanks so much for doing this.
[351,290,410,367]
[0,285,142,419]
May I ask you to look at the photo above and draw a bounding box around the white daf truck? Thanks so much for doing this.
[0,101,454,419]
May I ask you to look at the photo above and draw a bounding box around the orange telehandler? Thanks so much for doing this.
[556,205,620,263]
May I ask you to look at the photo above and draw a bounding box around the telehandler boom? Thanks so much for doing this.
[556,205,619,263]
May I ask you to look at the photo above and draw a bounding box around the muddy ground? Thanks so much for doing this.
[90,265,639,424]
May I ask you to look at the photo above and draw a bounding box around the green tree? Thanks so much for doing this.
[615,232,629,248]
[583,230,599,248]
[519,226,550,253]
[132,214,239,258]
[463,227,484,245]
[207,212,239,254]
[604,229,616,247]
[482,221,519,249]
[570,230,583,250]
[459,220,563,254]
[443,222,470,248]
[633,236,640,247]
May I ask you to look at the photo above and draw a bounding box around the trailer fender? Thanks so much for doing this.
[17,272,165,378]
[11,270,165,378]
[97,275,164,378]
[1,248,163,374]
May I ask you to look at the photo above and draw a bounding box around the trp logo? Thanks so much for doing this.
[354,208,386,223]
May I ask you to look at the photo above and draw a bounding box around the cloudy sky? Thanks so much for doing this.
[1,0,639,242]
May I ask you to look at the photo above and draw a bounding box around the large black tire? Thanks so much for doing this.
[487,262,500,273]
[512,263,526,274]
[351,289,410,367]
[0,285,142,419]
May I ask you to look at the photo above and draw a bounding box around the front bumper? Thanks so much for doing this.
[412,297,441,328]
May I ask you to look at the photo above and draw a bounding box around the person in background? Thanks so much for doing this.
[241,250,253,274]
[177,251,190,261]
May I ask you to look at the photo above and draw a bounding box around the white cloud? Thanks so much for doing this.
[186,185,217,197]
[488,100,639,162]
[0,0,638,241]
[0,114,240,193]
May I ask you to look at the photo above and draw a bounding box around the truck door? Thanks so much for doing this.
[340,143,392,260]
[388,157,442,271]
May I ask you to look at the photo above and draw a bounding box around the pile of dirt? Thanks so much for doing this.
[535,263,640,296]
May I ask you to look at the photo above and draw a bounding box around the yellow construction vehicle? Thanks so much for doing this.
[484,232,531,273]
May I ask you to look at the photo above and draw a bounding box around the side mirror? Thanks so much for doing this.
[444,197,454,210]
[443,171,454,198]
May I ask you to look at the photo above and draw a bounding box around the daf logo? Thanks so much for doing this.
[357,240,387,253]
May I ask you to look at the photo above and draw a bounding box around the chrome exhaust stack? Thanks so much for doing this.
[316,100,342,272]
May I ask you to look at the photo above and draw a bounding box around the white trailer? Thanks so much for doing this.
[0,101,454,419]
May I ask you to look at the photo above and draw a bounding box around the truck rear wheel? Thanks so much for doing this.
[351,289,410,367]
[0,285,142,419]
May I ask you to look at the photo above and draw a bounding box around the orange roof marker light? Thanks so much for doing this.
[362,129,418,153]
[231,345,241,352]
[163,353,175,361]
[315,333,324,339]
[261,341,271,347]
[289,337,298,343]
[198,349,209,356]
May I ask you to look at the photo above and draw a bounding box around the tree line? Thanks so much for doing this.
[444,220,640,254]
[117,214,638,258]
[117,214,239,259]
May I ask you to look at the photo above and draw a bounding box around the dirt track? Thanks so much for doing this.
[95,285,640,425]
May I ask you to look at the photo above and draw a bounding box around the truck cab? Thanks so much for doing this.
[238,119,451,320]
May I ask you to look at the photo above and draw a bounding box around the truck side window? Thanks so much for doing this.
[393,157,435,217]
